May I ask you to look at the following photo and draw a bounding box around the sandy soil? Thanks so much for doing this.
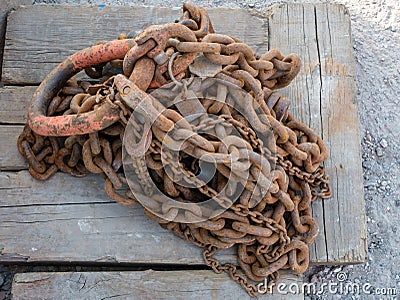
[1,0,399,299]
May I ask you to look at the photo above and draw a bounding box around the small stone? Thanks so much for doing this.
[380,138,388,148]
[248,3,255,8]
[1,276,11,291]
[384,166,392,173]
[364,181,375,187]
[333,267,342,273]
[362,160,372,169]
[376,147,384,157]
[395,199,400,207]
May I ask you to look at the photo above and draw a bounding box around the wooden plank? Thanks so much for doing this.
[267,2,328,265]
[267,3,366,263]
[0,125,26,170]
[11,271,304,300]
[0,171,112,206]
[0,86,35,124]
[0,200,239,264]
[2,5,267,84]
[315,3,367,264]
[0,0,32,76]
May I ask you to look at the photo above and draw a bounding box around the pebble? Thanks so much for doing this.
[395,200,400,207]
[362,160,372,169]
[1,276,11,290]
[376,147,384,157]
[333,267,342,273]
[364,180,376,187]
[380,138,388,148]
[248,3,255,8]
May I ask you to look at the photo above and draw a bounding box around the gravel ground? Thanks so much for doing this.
[1,0,399,299]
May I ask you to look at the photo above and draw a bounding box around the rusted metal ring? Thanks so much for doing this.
[28,39,136,136]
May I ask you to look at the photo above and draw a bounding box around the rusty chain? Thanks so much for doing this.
[18,2,331,297]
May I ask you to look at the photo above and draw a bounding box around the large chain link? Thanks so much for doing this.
[18,3,331,296]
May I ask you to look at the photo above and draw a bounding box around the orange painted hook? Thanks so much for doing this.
[28,38,136,136]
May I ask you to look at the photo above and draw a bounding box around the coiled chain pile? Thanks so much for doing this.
[18,3,331,296]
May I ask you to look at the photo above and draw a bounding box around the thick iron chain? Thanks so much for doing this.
[18,2,331,297]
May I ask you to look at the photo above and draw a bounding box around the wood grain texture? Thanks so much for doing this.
[0,197,237,264]
[267,3,366,263]
[0,125,27,170]
[0,171,111,206]
[0,86,34,123]
[0,4,365,266]
[1,5,267,84]
[11,271,303,300]
[0,0,32,76]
